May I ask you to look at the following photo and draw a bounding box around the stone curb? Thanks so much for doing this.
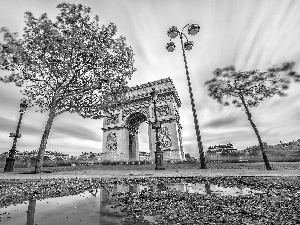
[0,169,299,179]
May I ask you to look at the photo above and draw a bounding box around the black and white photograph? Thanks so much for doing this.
[0,0,299,224]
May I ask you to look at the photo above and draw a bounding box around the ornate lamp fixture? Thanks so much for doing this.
[188,24,200,35]
[166,24,200,53]
[167,26,179,39]
[150,88,158,101]
[165,23,207,169]
[4,100,28,172]
[150,88,165,170]
[19,101,28,112]
[166,42,176,52]
[184,41,194,51]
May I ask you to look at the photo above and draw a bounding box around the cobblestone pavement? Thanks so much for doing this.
[0,168,299,179]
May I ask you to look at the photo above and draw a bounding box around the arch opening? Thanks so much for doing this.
[125,112,148,161]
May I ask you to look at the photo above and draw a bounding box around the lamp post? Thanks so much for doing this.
[4,100,28,172]
[166,24,207,169]
[150,88,165,170]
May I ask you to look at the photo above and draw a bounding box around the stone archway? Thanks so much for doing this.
[125,112,147,161]
[101,78,184,162]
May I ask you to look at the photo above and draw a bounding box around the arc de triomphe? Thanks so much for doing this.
[101,77,184,161]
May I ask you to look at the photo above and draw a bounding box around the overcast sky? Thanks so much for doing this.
[0,0,299,157]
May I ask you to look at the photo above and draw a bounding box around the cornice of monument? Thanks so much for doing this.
[125,77,182,107]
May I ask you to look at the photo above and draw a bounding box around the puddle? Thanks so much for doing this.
[114,182,259,196]
[0,188,154,225]
[0,183,259,224]
[166,183,259,196]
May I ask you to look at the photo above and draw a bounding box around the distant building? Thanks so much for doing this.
[242,139,300,152]
[78,152,102,161]
[207,143,238,157]
[139,151,150,161]
[280,141,289,148]
[10,150,70,161]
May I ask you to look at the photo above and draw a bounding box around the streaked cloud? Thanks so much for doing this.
[0,0,299,156]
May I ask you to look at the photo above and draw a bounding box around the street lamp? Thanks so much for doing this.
[4,100,28,172]
[166,24,207,169]
[150,88,165,170]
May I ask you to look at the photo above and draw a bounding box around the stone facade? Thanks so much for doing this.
[101,77,184,161]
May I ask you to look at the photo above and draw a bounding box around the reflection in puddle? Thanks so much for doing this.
[116,182,258,196]
[0,182,259,225]
[26,199,36,225]
[166,182,259,196]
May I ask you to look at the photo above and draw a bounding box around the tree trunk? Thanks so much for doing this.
[34,102,56,174]
[240,95,272,170]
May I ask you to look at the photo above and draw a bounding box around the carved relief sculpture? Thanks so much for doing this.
[159,126,172,149]
[157,104,170,117]
[106,132,117,152]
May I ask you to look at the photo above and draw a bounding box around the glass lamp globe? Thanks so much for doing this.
[167,26,179,39]
[188,24,200,36]
[184,41,194,51]
[166,42,176,52]
[19,101,28,112]
[150,88,158,101]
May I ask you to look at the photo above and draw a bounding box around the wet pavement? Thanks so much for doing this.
[0,166,299,224]
[0,182,265,225]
